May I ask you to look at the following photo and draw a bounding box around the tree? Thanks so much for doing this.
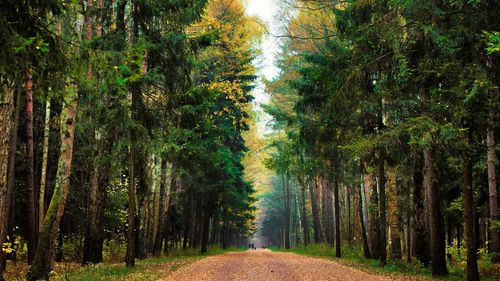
[26,81,78,281]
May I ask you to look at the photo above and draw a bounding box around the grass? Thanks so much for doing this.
[56,246,246,281]
[270,244,500,281]
[54,255,199,281]
[5,246,245,281]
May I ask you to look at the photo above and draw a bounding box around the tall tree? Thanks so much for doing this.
[25,68,38,264]
[0,83,14,281]
[26,81,78,281]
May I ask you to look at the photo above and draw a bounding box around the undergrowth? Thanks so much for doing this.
[270,244,500,281]
[5,246,244,281]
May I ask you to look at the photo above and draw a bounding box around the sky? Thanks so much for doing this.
[244,0,282,244]
[245,0,280,81]
[244,0,281,134]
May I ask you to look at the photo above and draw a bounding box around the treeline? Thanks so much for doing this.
[0,0,259,280]
[262,1,499,281]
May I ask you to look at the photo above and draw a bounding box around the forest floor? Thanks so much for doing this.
[160,249,430,281]
[272,245,500,281]
[3,247,242,280]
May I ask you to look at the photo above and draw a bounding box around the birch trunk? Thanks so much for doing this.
[358,183,371,258]
[283,173,290,249]
[487,127,499,260]
[26,83,78,281]
[39,99,50,227]
[387,166,401,258]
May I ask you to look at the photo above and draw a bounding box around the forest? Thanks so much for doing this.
[0,0,499,281]
[0,0,261,280]
[257,0,500,281]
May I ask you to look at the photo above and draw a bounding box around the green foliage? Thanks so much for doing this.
[485,31,500,54]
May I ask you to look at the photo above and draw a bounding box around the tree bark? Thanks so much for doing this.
[2,89,21,273]
[423,148,448,276]
[150,155,161,253]
[300,180,309,246]
[154,161,173,255]
[309,178,323,243]
[82,0,111,264]
[347,185,352,248]
[82,131,113,264]
[333,174,341,257]
[463,142,479,281]
[126,143,136,267]
[283,173,291,249]
[39,99,50,227]
[358,183,371,258]
[406,180,411,262]
[387,165,401,258]
[366,171,381,259]
[25,83,78,281]
[0,83,15,280]
[25,69,38,264]
[424,148,448,276]
[378,155,387,266]
[322,178,334,246]
[200,206,211,254]
[412,156,429,265]
[487,127,499,260]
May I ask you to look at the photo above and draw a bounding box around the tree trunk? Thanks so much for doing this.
[222,213,228,249]
[126,143,136,267]
[378,155,387,265]
[151,156,161,253]
[358,183,370,258]
[2,89,21,273]
[309,179,323,243]
[83,143,99,264]
[200,206,211,254]
[333,174,341,257]
[154,161,173,255]
[82,131,113,264]
[25,83,78,281]
[406,180,411,262]
[137,154,151,258]
[39,99,50,227]
[283,173,291,249]
[188,196,196,248]
[25,69,38,264]
[347,185,352,248]
[412,157,429,265]
[300,180,309,246]
[487,127,499,261]
[423,148,448,276]
[322,178,334,246]
[463,144,479,281]
[366,172,380,259]
[82,0,111,264]
[387,165,401,258]
[126,84,141,267]
[294,184,301,245]
[0,84,14,280]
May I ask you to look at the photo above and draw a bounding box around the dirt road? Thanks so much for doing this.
[160,249,427,281]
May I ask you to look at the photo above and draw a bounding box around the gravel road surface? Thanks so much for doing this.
[160,249,428,281]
